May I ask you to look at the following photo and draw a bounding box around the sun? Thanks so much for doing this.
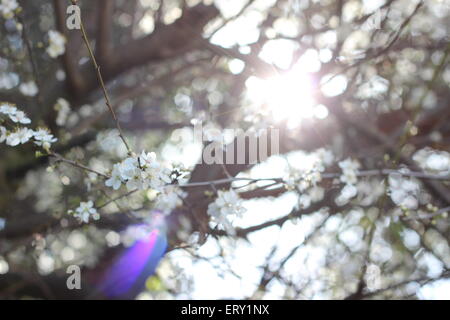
[245,65,317,128]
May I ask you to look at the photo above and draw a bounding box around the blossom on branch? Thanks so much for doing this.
[207,189,246,234]
[72,201,100,223]
[19,81,39,97]
[105,152,175,192]
[6,127,34,146]
[46,30,66,58]
[338,158,360,185]
[9,110,31,124]
[0,103,30,124]
[154,186,187,215]
[105,163,123,190]
[0,0,18,19]
[388,173,420,210]
[33,128,57,150]
[336,158,361,205]
[54,98,71,127]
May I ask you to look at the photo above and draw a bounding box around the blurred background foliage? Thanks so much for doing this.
[0,0,450,299]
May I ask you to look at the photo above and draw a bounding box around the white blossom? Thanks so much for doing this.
[19,81,38,97]
[388,174,420,210]
[336,184,358,206]
[33,128,57,149]
[315,148,334,167]
[339,158,360,173]
[0,103,31,124]
[286,149,334,192]
[309,170,322,185]
[298,194,311,209]
[139,151,172,190]
[105,163,123,190]
[287,167,323,192]
[139,151,158,169]
[154,186,187,215]
[9,110,31,124]
[54,98,71,126]
[6,128,34,146]
[46,30,66,58]
[0,72,19,89]
[73,201,99,223]
[126,171,146,191]
[107,159,132,190]
[413,148,450,174]
[105,152,174,192]
[426,153,450,172]
[149,166,172,190]
[207,189,246,233]
[296,179,310,192]
[341,184,358,199]
[339,158,360,185]
[357,179,385,206]
[0,103,17,116]
[119,157,139,181]
[309,186,325,202]
[56,69,66,81]
[0,0,18,19]
[98,130,120,152]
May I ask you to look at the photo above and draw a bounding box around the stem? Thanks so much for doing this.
[48,151,110,179]
[69,0,132,155]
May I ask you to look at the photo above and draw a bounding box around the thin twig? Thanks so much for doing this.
[98,189,138,209]
[17,15,43,109]
[393,40,450,163]
[404,206,450,221]
[207,0,257,39]
[70,0,132,155]
[48,151,109,179]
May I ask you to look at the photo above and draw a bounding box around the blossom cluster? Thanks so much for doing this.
[47,30,66,58]
[0,0,18,19]
[0,103,57,150]
[19,81,39,97]
[413,148,450,174]
[286,148,334,192]
[338,158,360,185]
[54,98,72,126]
[105,151,173,192]
[388,173,420,210]
[207,189,246,234]
[0,103,30,124]
[69,201,100,223]
[67,151,186,224]
[284,149,333,209]
[298,186,325,209]
[154,186,187,215]
[336,158,361,205]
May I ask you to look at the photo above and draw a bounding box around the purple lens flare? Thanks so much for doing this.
[98,226,167,298]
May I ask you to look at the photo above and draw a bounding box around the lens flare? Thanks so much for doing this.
[98,226,167,298]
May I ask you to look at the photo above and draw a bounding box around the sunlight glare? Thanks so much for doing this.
[246,66,315,128]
